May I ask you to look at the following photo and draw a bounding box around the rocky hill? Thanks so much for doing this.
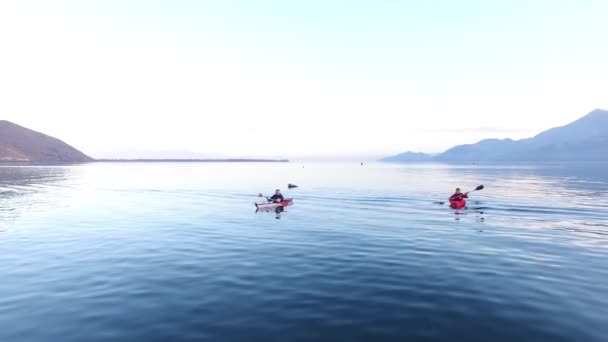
[0,120,92,163]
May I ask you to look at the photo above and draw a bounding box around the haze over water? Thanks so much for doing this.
[1,162,607,341]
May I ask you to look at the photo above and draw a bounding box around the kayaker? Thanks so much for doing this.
[449,188,468,202]
[256,193,268,204]
[269,189,284,203]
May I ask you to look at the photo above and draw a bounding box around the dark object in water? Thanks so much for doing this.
[288,184,298,189]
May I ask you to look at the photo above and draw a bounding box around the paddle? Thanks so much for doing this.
[434,185,484,205]
[470,185,485,192]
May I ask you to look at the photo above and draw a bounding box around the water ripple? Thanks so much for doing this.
[1,163,607,341]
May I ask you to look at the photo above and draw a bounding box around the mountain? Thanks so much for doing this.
[524,109,608,147]
[380,151,434,162]
[0,120,92,163]
[382,109,608,162]
[90,147,229,160]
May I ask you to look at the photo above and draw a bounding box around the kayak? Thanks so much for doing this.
[255,198,294,210]
[449,199,466,209]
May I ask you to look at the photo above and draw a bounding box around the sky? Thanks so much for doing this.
[1,0,607,160]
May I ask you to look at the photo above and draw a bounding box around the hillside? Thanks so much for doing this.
[0,120,92,163]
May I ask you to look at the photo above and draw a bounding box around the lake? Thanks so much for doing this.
[1,162,607,341]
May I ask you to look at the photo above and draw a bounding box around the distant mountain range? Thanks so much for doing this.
[0,120,92,163]
[381,109,608,162]
[91,148,229,160]
[0,120,288,163]
[381,151,434,162]
[96,159,289,163]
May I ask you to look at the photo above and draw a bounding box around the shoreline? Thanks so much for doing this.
[0,159,289,165]
[95,159,289,163]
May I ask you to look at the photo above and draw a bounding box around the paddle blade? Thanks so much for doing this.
[475,185,484,191]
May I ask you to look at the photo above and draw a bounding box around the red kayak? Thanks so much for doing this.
[255,198,293,210]
[449,199,466,209]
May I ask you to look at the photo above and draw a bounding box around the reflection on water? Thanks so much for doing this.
[0,165,72,187]
[256,202,288,219]
[0,166,73,221]
[0,162,607,341]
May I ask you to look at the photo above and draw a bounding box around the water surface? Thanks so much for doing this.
[1,162,607,341]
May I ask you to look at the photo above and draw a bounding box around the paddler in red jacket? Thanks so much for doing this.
[449,188,468,202]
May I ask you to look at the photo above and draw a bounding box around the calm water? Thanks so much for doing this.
[1,162,607,341]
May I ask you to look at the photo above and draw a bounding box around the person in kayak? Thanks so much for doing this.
[269,189,284,203]
[449,188,468,202]
[256,193,268,204]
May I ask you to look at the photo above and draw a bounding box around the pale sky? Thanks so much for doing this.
[1,0,607,160]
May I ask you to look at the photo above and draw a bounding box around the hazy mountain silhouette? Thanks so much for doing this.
[381,151,434,162]
[382,109,608,162]
[0,121,92,163]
